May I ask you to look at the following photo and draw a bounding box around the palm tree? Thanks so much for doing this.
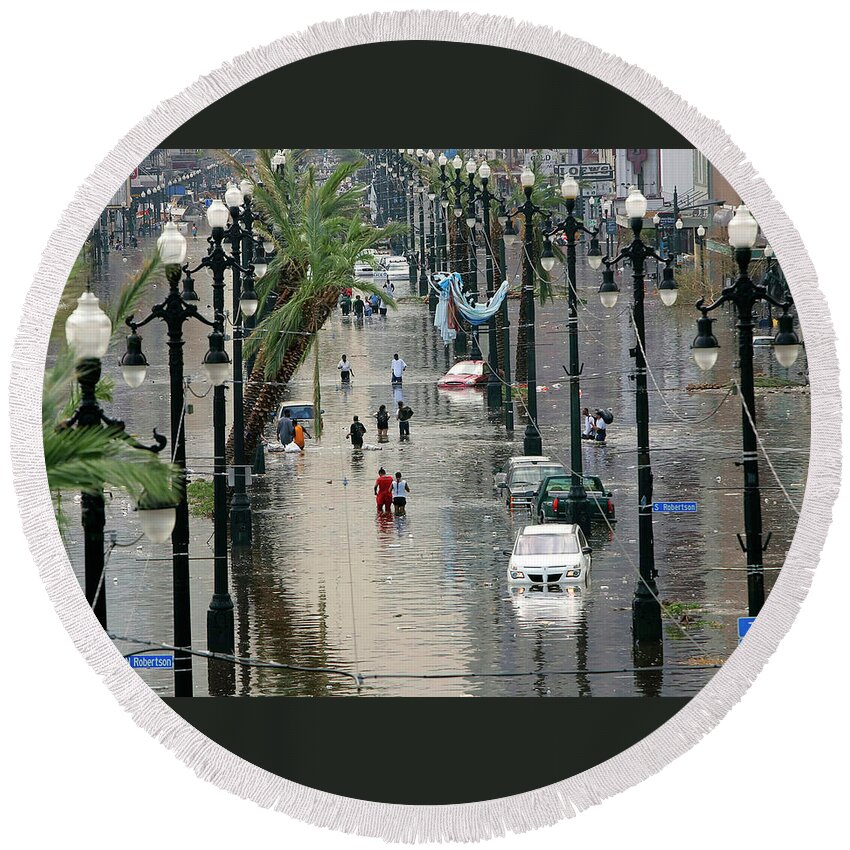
[221,149,406,459]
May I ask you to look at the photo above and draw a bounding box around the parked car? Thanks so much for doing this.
[380,255,407,267]
[272,401,321,429]
[380,255,410,279]
[494,456,567,511]
[534,474,616,524]
[494,456,552,488]
[437,360,487,388]
[505,524,592,586]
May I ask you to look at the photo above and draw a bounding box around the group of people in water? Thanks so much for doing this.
[581,407,612,443]
[345,399,414,447]
[373,468,411,515]
[275,409,312,450]
[338,281,395,319]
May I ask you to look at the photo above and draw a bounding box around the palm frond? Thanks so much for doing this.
[44,423,180,505]
[107,254,160,337]
[50,249,91,344]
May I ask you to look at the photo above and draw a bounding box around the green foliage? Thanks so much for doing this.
[107,254,161,332]
[753,374,805,388]
[662,600,721,637]
[44,423,180,506]
[187,479,214,518]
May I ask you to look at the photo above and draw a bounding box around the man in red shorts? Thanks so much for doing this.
[374,467,393,513]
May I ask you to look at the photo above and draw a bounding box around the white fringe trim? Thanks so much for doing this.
[8,10,839,843]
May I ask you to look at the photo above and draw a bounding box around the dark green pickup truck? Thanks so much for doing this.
[534,475,616,525]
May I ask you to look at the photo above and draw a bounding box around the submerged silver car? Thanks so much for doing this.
[506,524,592,586]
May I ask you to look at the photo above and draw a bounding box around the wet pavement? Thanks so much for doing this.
[62,225,810,696]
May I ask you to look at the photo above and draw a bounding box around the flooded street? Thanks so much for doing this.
[64,227,810,697]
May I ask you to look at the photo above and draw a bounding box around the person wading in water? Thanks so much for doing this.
[375,404,390,442]
[347,415,366,449]
[374,467,393,513]
[338,354,354,384]
[396,400,413,441]
[392,471,410,515]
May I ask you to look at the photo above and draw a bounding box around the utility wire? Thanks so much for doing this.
[111,632,722,686]
[735,380,801,517]
[628,308,734,425]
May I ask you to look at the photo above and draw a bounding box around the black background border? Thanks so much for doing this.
[160,41,688,149]
[166,697,690,804]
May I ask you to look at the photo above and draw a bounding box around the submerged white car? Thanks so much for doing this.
[506,524,592,587]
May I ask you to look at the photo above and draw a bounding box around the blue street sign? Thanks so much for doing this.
[737,616,756,642]
[652,501,698,513]
[128,654,173,670]
[606,218,617,235]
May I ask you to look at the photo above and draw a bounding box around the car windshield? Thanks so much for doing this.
[512,466,564,487]
[283,405,314,420]
[447,362,483,376]
[515,533,579,555]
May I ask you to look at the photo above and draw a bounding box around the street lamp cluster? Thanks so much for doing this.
[689,205,800,617]
[116,175,273,693]
[502,165,551,457]
[62,289,174,631]
[369,154,800,643]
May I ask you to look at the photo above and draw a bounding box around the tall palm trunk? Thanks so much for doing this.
[226,270,299,463]
[491,219,505,371]
[514,226,537,385]
[241,287,340,461]
[515,293,528,385]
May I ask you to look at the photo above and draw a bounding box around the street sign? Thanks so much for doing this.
[737,616,756,642]
[655,211,677,227]
[606,218,617,235]
[128,654,173,669]
[525,149,564,177]
[652,501,698,513]
[556,163,614,181]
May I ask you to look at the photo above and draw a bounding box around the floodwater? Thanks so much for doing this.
[63,224,810,697]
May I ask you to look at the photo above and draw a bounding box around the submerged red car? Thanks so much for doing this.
[437,360,488,388]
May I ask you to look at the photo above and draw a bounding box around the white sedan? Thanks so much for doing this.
[506,524,592,587]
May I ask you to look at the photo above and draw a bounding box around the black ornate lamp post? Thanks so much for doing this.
[63,290,173,629]
[595,186,678,643]
[503,166,548,456]
[224,179,264,548]
[495,195,514,431]
[121,220,231,693]
[674,215,684,262]
[544,173,605,537]
[695,223,707,286]
[195,188,246,650]
[449,154,469,356]
[437,153,450,269]
[477,161,502,409]
[405,149,417,288]
[415,149,429,297]
[425,150,437,275]
[691,206,801,617]
[463,157,483,360]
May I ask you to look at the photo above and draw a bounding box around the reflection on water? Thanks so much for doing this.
[62,230,810,697]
